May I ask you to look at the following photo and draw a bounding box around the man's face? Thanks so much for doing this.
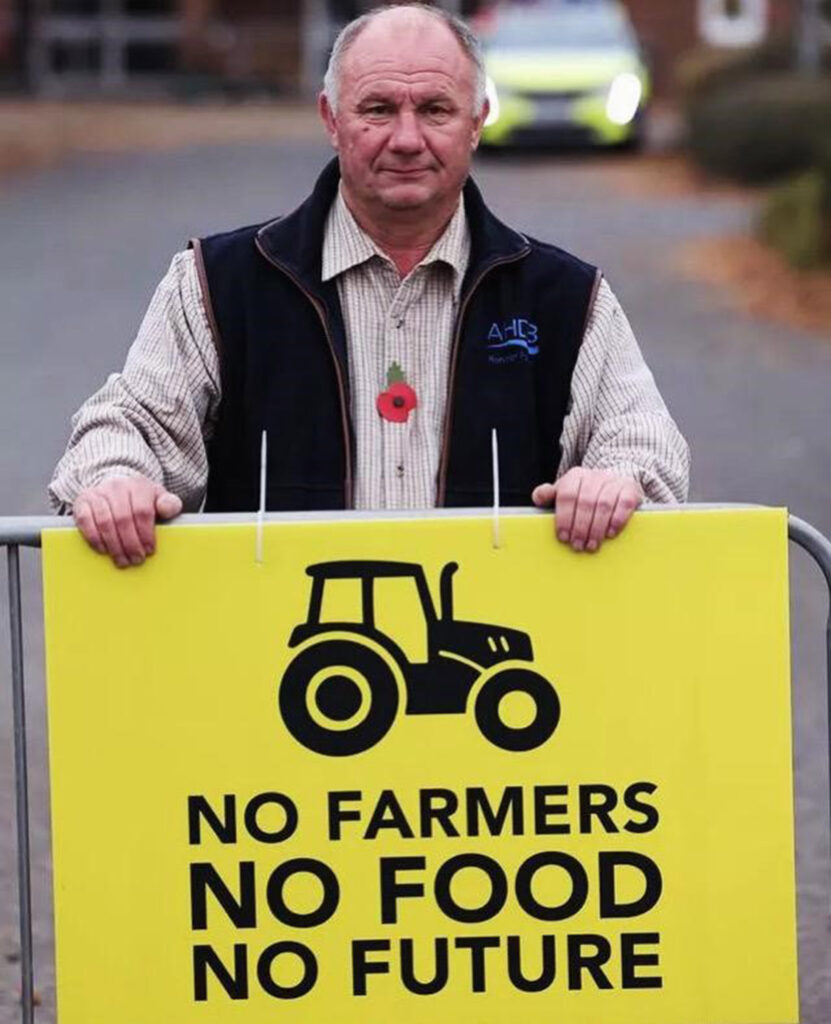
[320,11,487,218]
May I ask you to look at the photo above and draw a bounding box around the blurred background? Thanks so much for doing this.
[1,0,831,1022]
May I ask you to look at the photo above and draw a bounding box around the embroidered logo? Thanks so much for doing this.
[486,318,539,364]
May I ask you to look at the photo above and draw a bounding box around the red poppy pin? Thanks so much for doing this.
[377,362,418,423]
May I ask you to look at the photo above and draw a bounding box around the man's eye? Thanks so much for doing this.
[364,104,391,116]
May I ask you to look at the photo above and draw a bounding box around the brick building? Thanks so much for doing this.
[626,0,799,93]
[0,0,808,96]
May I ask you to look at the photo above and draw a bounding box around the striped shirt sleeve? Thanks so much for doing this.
[558,277,690,503]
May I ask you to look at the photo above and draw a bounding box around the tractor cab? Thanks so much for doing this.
[289,560,457,661]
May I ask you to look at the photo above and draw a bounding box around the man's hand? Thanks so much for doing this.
[73,476,183,568]
[532,468,643,553]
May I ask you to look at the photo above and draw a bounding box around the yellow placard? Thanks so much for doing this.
[42,509,798,1024]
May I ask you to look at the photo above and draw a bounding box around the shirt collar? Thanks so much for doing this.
[321,186,470,299]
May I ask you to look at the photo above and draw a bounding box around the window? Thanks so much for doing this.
[319,578,365,624]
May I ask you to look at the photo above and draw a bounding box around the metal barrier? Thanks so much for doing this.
[2,507,830,1024]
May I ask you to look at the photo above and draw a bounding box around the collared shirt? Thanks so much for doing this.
[323,188,469,508]
[48,195,690,512]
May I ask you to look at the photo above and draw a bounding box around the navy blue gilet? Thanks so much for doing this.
[193,159,600,513]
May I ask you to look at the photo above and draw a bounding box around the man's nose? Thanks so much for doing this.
[388,110,425,152]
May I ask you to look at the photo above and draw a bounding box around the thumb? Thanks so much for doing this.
[532,482,557,507]
[154,488,183,520]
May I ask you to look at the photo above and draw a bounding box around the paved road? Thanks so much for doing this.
[0,138,829,1022]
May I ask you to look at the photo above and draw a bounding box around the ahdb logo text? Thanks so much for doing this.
[486,318,540,365]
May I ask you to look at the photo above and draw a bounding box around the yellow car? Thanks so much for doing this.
[478,1,651,149]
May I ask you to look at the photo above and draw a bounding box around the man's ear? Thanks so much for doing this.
[471,98,489,150]
[319,92,339,150]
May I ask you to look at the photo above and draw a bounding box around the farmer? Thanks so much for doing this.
[49,3,689,567]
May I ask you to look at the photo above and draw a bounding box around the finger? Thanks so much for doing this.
[607,483,643,538]
[569,475,607,551]
[105,484,146,566]
[155,490,183,521]
[73,497,105,554]
[585,479,621,552]
[87,494,129,567]
[131,486,158,556]
[531,482,557,508]
[554,473,584,545]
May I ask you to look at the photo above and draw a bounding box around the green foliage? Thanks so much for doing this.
[685,75,831,184]
[676,39,793,105]
[758,166,831,269]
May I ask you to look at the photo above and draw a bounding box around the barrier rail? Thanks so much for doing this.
[2,507,830,1024]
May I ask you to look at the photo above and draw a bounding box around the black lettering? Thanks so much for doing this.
[328,790,362,841]
[623,783,660,834]
[506,935,556,992]
[401,937,449,994]
[190,862,256,930]
[566,934,613,990]
[598,852,662,918]
[188,795,236,845]
[466,787,523,837]
[419,789,461,837]
[380,857,425,924]
[578,784,619,834]
[193,943,248,1000]
[435,854,507,924]
[266,858,339,927]
[533,785,570,835]
[515,852,588,921]
[621,932,662,989]
[365,790,415,839]
[257,941,317,999]
[244,792,298,843]
[352,939,391,995]
[454,936,500,992]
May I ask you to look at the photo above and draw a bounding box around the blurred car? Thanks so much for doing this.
[477,0,651,149]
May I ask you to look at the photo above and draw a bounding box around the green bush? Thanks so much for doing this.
[758,165,831,268]
[676,39,793,105]
[685,75,831,183]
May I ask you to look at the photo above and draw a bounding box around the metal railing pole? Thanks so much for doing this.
[7,545,34,1024]
[788,514,831,859]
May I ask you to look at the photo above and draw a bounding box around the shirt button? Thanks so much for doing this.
[395,316,405,328]
[396,463,405,479]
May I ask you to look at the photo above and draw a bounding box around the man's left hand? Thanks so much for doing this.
[532,468,643,553]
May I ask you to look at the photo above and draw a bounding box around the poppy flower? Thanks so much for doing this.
[377,362,417,423]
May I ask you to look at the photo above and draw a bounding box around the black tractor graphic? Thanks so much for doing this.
[277,560,560,757]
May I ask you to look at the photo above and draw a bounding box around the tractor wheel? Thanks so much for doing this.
[278,639,399,756]
[474,668,560,752]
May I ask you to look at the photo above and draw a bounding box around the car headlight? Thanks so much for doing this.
[484,75,500,127]
[605,72,642,126]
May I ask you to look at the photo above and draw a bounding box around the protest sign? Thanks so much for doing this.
[42,508,798,1023]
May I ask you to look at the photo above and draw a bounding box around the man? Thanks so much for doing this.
[49,3,689,568]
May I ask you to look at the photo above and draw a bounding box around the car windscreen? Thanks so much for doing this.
[485,8,635,50]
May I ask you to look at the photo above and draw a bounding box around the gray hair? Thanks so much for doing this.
[323,3,486,116]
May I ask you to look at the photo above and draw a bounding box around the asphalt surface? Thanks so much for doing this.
[0,137,829,1022]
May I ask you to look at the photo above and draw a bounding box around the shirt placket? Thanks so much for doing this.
[382,271,420,509]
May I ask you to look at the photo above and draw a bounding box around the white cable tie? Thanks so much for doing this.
[256,429,267,565]
[491,427,501,550]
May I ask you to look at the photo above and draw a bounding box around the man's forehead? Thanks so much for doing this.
[352,64,460,100]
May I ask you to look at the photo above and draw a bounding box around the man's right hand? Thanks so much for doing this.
[73,476,183,568]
